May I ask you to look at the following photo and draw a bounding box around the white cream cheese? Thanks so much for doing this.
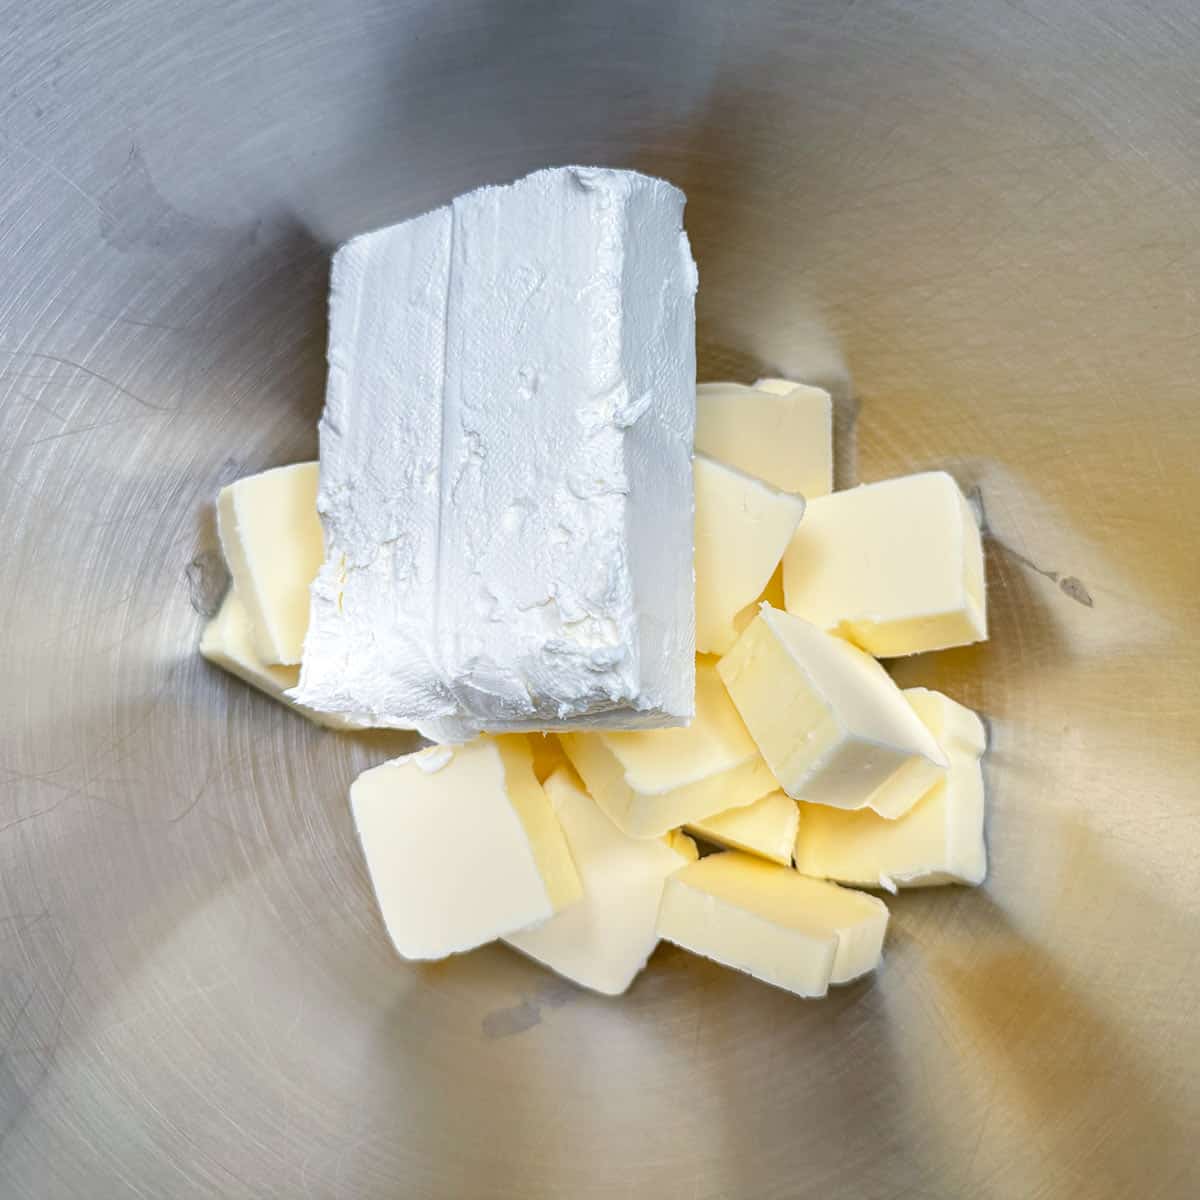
[293,167,699,741]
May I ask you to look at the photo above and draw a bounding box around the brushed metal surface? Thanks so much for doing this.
[2,1,1198,1196]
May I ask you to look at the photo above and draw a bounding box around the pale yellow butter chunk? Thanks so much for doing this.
[657,851,889,995]
[907,687,987,758]
[666,829,700,861]
[866,685,985,818]
[717,606,946,810]
[733,562,785,639]
[528,733,568,783]
[694,454,806,655]
[350,736,581,961]
[782,470,986,657]
[216,462,324,665]
[559,658,777,838]
[796,689,988,888]
[506,768,696,995]
[695,380,832,496]
[688,790,799,866]
[200,590,363,730]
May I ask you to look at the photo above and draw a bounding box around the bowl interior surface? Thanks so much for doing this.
[1,2,1198,1197]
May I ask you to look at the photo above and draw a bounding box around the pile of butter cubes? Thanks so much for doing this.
[202,376,987,999]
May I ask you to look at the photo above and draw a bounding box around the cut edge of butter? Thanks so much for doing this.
[657,851,889,995]
[752,377,803,395]
[666,829,700,862]
[783,471,987,659]
[559,727,776,838]
[504,766,690,995]
[794,689,988,890]
[657,853,839,997]
[528,732,568,783]
[865,687,986,819]
[694,454,806,656]
[796,757,987,891]
[695,379,833,496]
[200,589,363,731]
[350,736,583,961]
[215,462,324,667]
[496,736,583,913]
[558,659,778,837]
[687,790,799,866]
[718,605,946,810]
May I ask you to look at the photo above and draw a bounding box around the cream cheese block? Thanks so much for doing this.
[795,689,988,888]
[717,606,946,809]
[694,454,805,655]
[656,851,889,995]
[295,166,699,741]
[216,462,324,666]
[350,737,582,960]
[506,767,696,995]
[696,380,832,496]
[559,657,777,838]
[782,471,986,657]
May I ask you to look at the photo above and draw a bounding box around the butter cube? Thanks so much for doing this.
[906,687,987,759]
[717,606,946,809]
[199,590,362,730]
[782,471,986,657]
[657,851,889,995]
[216,462,324,665]
[866,686,985,818]
[695,380,832,496]
[694,454,806,655]
[351,737,582,960]
[506,768,695,995]
[559,658,777,838]
[796,690,988,888]
[687,790,799,866]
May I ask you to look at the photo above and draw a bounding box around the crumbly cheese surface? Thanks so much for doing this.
[294,167,698,741]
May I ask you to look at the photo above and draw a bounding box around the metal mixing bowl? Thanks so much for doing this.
[2,2,1197,1196]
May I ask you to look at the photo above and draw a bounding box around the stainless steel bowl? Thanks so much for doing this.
[2,2,1197,1196]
